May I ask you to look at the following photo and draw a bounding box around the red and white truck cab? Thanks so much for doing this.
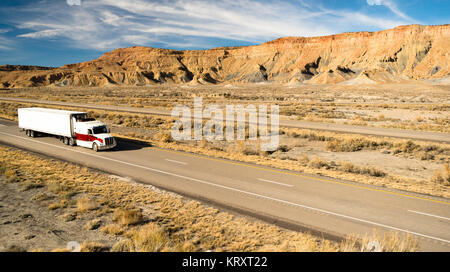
[73,119,116,151]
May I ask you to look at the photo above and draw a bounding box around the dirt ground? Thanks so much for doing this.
[0,176,119,252]
[271,135,445,181]
[1,82,449,132]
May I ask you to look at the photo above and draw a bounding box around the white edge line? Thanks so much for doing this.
[408,210,450,221]
[257,178,294,187]
[1,130,449,245]
[165,158,187,165]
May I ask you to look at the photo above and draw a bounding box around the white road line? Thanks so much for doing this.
[408,210,450,221]
[1,130,449,245]
[165,159,187,165]
[257,178,294,187]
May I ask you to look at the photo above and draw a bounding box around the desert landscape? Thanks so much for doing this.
[0,22,449,253]
[1,25,449,88]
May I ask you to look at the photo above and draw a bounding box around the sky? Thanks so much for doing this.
[0,0,448,67]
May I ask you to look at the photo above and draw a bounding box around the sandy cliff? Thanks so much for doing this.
[1,24,449,88]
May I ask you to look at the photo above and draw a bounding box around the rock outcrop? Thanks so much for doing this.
[1,24,449,88]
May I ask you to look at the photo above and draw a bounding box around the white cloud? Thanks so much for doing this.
[0,44,12,50]
[366,0,412,21]
[67,0,82,6]
[0,35,14,50]
[9,0,415,51]
[19,29,62,38]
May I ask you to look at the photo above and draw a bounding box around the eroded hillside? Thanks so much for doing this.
[1,24,449,88]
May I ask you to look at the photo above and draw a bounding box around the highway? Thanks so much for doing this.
[1,96,449,143]
[0,118,449,251]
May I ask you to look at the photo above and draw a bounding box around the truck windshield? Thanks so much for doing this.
[73,114,90,121]
[92,126,108,134]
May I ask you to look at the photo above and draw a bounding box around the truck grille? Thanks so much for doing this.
[105,137,114,146]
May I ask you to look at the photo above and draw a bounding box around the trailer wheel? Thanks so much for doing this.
[69,138,76,146]
[63,137,70,145]
[92,143,98,152]
[25,130,30,137]
[30,130,35,138]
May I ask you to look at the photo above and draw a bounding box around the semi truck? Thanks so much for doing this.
[18,107,116,151]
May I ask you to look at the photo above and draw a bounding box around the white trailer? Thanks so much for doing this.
[18,107,116,151]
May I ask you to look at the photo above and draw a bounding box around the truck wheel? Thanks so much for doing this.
[30,130,35,138]
[92,143,98,152]
[69,138,76,146]
[63,137,69,145]
[26,130,30,137]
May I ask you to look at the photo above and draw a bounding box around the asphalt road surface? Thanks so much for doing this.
[1,96,449,143]
[0,119,449,251]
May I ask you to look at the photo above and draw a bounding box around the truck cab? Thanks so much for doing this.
[73,118,116,151]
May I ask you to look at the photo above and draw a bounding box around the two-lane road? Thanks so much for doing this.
[0,119,449,251]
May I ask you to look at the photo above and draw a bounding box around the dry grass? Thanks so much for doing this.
[112,209,144,226]
[125,223,171,252]
[4,169,19,183]
[152,132,173,143]
[48,200,68,210]
[31,192,53,202]
[308,157,330,169]
[327,138,387,152]
[288,128,449,163]
[0,144,418,252]
[80,241,107,252]
[341,231,419,252]
[338,162,386,177]
[84,219,102,230]
[307,157,386,177]
[2,83,449,133]
[110,240,135,252]
[20,179,44,191]
[61,212,76,222]
[431,164,450,186]
[76,196,99,212]
[101,224,125,236]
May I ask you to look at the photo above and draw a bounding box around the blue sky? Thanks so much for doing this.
[0,0,448,67]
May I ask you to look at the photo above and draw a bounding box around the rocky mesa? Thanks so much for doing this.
[1,24,449,88]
